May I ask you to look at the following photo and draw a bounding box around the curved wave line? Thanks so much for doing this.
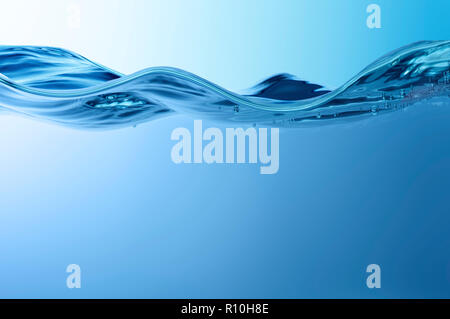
[0,41,449,129]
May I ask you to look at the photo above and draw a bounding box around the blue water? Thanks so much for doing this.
[1,38,450,299]
[0,41,449,129]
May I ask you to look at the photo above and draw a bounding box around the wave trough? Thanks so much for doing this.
[0,41,449,129]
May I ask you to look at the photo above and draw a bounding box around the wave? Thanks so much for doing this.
[0,41,449,129]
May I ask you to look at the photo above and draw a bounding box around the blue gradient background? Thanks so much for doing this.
[0,0,449,298]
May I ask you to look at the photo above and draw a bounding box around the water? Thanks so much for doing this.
[1,40,450,298]
[0,41,448,129]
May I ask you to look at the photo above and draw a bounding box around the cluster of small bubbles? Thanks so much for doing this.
[371,105,378,115]
[439,70,450,84]
[85,93,148,109]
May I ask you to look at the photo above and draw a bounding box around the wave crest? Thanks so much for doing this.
[0,41,449,129]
